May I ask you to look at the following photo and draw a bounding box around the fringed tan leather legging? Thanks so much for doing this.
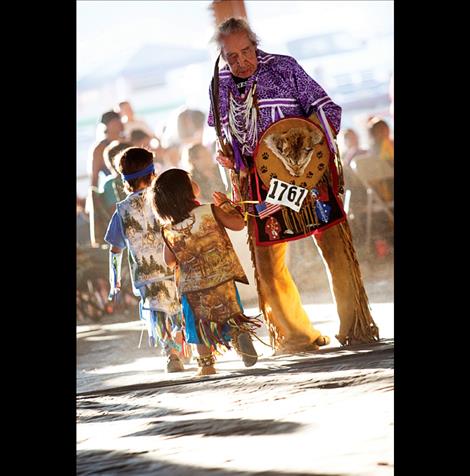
[249,218,379,350]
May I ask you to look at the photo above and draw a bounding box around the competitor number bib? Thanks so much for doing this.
[265,178,308,213]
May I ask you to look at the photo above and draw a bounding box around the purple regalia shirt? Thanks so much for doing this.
[207,49,346,246]
[208,49,342,160]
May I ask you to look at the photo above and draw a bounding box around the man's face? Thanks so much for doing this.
[107,118,124,138]
[221,31,258,79]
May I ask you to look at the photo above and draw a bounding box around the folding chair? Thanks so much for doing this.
[350,154,394,250]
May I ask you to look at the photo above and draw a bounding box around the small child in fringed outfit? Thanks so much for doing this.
[104,147,190,373]
[151,168,260,377]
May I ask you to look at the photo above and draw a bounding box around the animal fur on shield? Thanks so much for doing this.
[264,127,324,177]
[252,117,346,246]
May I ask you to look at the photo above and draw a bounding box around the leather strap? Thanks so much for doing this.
[210,54,232,158]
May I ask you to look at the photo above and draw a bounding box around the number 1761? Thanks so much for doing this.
[267,179,308,208]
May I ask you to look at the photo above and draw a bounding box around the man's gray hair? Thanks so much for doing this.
[212,17,259,52]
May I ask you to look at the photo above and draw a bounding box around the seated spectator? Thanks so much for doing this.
[341,128,367,167]
[367,117,394,202]
[368,117,394,166]
[339,129,369,243]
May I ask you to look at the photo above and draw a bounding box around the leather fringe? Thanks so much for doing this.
[336,220,380,345]
[196,311,263,353]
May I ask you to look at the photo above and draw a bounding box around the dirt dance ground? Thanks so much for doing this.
[77,276,394,476]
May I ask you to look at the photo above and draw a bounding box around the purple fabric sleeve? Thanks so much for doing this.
[207,84,215,127]
[290,59,342,133]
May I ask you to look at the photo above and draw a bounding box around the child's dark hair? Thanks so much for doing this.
[117,147,154,193]
[152,168,197,224]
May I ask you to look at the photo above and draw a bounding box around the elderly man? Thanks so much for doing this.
[208,17,379,353]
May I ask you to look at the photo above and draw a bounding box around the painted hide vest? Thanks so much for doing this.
[162,204,248,295]
[116,189,179,314]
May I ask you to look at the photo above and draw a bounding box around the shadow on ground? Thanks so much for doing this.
[77,340,393,400]
[77,448,347,476]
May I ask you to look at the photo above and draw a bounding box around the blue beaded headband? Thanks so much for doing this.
[122,163,155,181]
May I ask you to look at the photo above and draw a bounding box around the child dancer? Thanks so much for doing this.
[104,147,189,372]
[151,168,259,376]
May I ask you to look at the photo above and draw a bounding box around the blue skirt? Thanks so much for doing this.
[181,284,244,345]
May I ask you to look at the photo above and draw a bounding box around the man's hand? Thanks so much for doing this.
[215,151,235,170]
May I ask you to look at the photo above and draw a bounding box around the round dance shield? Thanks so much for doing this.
[254,116,331,190]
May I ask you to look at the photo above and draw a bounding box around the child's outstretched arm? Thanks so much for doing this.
[212,193,245,231]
